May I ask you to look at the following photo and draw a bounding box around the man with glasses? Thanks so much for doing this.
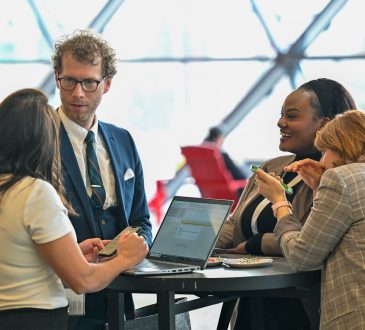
[51,29,152,330]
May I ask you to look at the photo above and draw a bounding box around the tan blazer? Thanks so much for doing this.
[216,155,314,255]
[275,163,365,329]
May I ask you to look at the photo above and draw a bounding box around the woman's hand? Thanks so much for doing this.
[255,169,286,204]
[79,238,110,263]
[284,158,324,191]
[225,241,247,254]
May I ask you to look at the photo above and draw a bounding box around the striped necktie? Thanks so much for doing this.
[85,131,106,209]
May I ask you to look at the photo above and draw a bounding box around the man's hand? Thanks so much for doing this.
[79,238,110,263]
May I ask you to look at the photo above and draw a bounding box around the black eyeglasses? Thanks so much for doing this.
[58,76,104,92]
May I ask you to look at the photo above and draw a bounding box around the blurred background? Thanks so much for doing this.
[1,0,365,228]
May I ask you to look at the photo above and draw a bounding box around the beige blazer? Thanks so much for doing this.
[275,163,365,329]
[216,155,314,255]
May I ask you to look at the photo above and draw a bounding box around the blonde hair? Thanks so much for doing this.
[315,109,365,166]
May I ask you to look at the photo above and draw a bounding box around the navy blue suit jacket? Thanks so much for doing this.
[60,121,152,246]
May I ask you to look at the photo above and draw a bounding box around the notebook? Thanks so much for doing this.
[124,196,233,276]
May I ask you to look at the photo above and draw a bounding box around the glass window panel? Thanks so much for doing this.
[0,64,50,97]
[0,1,44,60]
[253,0,330,51]
[306,1,365,56]
[41,0,108,32]
[105,0,275,58]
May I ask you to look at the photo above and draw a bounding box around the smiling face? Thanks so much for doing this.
[56,53,112,129]
[278,88,324,155]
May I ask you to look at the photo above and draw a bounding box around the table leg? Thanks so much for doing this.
[157,291,175,330]
[250,297,264,330]
[231,297,264,330]
[107,289,125,330]
[216,299,238,330]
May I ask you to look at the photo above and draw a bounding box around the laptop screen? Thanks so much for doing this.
[149,196,233,262]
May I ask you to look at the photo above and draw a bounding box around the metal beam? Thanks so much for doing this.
[5,52,365,66]
[27,0,57,50]
[249,0,280,53]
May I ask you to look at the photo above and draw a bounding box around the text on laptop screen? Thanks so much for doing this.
[149,198,231,260]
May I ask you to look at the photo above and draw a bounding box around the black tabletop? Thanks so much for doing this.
[108,257,321,295]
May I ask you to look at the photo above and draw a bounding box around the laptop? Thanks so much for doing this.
[124,196,233,276]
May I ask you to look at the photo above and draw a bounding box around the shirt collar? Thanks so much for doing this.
[59,107,100,145]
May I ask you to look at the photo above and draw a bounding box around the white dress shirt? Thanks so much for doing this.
[59,107,116,209]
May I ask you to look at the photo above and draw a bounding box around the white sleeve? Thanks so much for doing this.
[23,179,75,244]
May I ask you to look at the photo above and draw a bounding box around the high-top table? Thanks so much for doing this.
[107,257,321,330]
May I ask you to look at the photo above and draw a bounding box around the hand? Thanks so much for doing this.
[79,238,110,263]
[284,158,324,191]
[116,232,149,267]
[225,241,247,254]
[255,169,286,204]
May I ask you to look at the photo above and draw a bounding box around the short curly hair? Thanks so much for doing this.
[51,29,117,78]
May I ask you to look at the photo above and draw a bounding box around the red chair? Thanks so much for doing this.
[148,180,167,225]
[180,145,247,209]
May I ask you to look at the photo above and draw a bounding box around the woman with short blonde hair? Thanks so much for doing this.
[315,109,365,166]
[256,109,365,329]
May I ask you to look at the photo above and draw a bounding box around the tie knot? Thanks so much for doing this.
[85,131,95,145]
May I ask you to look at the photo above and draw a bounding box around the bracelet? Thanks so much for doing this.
[272,201,292,218]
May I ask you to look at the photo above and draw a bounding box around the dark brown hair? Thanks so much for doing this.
[0,88,73,213]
